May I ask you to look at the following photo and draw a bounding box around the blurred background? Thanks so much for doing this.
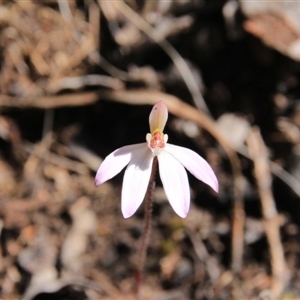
[1,0,300,299]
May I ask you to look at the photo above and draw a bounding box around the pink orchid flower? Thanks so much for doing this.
[95,101,218,218]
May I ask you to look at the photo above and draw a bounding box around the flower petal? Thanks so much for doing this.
[158,151,190,218]
[94,143,147,186]
[121,147,153,218]
[164,144,219,193]
[149,101,168,133]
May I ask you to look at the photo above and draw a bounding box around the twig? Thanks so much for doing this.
[47,75,123,94]
[57,0,73,23]
[186,228,221,283]
[247,127,287,298]
[237,144,300,197]
[89,51,134,82]
[88,0,101,51]
[112,1,211,115]
[22,141,89,175]
[0,91,100,108]
[68,142,103,172]
[23,131,53,184]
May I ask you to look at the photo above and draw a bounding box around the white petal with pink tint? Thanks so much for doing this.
[95,101,219,219]
[164,144,219,193]
[149,101,168,132]
[94,143,147,186]
[158,151,190,218]
[121,147,153,218]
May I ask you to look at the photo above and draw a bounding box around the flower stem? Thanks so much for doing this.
[135,156,158,295]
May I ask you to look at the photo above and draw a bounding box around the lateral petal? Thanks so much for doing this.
[121,147,153,218]
[165,144,219,193]
[158,151,190,218]
[94,143,147,186]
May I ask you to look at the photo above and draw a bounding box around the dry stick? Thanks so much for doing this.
[57,0,129,84]
[238,144,300,197]
[186,228,221,282]
[88,0,101,51]
[112,0,211,115]
[57,0,73,22]
[0,91,100,109]
[23,131,53,189]
[22,142,89,175]
[47,75,123,93]
[135,157,158,296]
[247,127,287,298]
